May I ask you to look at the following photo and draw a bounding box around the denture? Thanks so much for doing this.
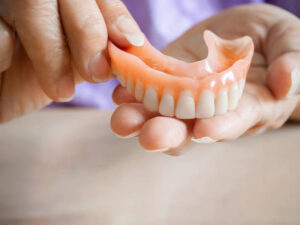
[108,30,254,119]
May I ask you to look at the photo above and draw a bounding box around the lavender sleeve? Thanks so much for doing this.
[51,0,299,109]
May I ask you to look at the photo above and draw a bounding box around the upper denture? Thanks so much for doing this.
[108,30,254,119]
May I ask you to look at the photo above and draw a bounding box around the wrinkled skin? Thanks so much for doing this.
[0,0,143,122]
[111,4,300,154]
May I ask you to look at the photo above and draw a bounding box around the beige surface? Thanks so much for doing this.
[0,109,300,225]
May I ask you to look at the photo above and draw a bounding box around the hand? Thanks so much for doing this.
[0,0,144,122]
[110,4,300,154]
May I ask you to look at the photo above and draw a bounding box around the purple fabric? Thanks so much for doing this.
[54,0,300,109]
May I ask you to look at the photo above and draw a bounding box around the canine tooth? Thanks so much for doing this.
[238,79,246,98]
[117,74,126,87]
[175,91,195,119]
[228,84,239,110]
[159,91,175,116]
[135,81,144,101]
[215,89,228,115]
[196,90,215,118]
[126,78,133,94]
[143,86,159,112]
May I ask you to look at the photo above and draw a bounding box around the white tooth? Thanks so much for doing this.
[135,81,144,102]
[143,86,159,112]
[196,90,215,118]
[117,74,126,87]
[175,91,195,119]
[228,84,239,110]
[215,89,228,115]
[159,91,175,116]
[238,79,246,98]
[126,78,133,94]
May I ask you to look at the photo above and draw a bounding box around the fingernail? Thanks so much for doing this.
[57,75,75,102]
[116,15,145,46]
[59,94,74,102]
[124,33,144,47]
[287,68,300,98]
[191,136,216,144]
[89,52,110,82]
[92,75,110,83]
[146,147,170,152]
[114,130,140,139]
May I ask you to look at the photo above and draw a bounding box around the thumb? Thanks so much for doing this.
[265,19,300,99]
[96,0,145,47]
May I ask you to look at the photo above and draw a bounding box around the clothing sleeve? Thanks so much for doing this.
[266,0,300,17]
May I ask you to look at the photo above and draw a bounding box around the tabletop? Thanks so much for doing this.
[0,109,300,225]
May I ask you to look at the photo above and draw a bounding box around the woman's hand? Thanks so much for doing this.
[0,0,144,122]
[111,4,300,154]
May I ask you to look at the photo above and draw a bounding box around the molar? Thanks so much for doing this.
[196,90,215,118]
[159,91,175,116]
[175,91,195,119]
[143,86,159,112]
[215,89,228,115]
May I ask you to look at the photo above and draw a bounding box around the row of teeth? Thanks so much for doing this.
[116,73,245,119]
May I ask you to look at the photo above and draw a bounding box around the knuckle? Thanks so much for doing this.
[79,14,107,37]
[36,42,70,75]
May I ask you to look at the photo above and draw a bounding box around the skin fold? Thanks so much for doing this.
[111,4,300,154]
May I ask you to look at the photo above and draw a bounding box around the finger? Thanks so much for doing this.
[2,0,74,101]
[110,103,155,138]
[139,117,188,152]
[267,52,300,99]
[192,95,261,143]
[192,83,298,143]
[97,0,144,47]
[265,19,300,99]
[59,0,110,83]
[0,19,14,73]
[112,85,136,105]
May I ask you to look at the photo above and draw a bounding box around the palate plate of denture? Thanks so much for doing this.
[109,30,254,119]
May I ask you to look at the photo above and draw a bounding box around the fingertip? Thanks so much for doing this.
[88,51,111,83]
[97,0,144,47]
[55,74,75,102]
[110,103,153,137]
[267,57,292,99]
[112,85,136,105]
[267,53,300,99]
[40,73,75,102]
[0,19,14,72]
[114,15,145,47]
[139,117,188,151]
[192,118,220,141]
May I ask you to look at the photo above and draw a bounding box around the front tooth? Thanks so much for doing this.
[215,89,228,115]
[135,81,144,101]
[228,84,239,110]
[117,74,126,87]
[175,91,195,119]
[196,90,215,118]
[238,79,246,98]
[126,78,133,94]
[143,86,159,112]
[159,91,175,116]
